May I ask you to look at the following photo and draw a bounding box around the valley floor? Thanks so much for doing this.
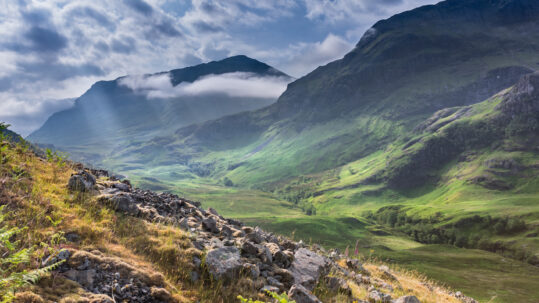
[157,180,539,303]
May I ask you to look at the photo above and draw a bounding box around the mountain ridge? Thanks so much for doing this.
[28,55,291,162]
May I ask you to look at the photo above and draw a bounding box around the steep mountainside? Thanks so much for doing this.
[28,56,290,163]
[119,0,539,188]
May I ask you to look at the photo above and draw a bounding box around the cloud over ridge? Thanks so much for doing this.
[120,72,291,99]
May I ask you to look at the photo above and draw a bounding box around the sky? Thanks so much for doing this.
[0,0,439,136]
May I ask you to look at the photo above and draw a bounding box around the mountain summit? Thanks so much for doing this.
[27,56,290,162]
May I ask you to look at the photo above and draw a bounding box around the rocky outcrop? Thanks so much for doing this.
[205,247,243,281]
[64,168,477,302]
[60,249,173,302]
[289,248,329,290]
[288,284,322,303]
[67,170,96,192]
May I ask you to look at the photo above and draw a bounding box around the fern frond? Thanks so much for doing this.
[23,259,65,284]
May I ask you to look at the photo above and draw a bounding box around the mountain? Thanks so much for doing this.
[27,56,291,163]
[0,126,23,143]
[116,0,539,189]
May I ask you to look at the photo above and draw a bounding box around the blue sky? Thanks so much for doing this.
[0,0,438,135]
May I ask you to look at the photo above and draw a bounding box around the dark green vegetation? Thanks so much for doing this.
[26,0,539,302]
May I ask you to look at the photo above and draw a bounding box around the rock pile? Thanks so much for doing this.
[63,169,477,303]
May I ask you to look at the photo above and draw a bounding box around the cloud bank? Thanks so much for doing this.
[119,72,291,99]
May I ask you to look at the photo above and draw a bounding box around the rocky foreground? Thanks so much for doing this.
[55,168,477,303]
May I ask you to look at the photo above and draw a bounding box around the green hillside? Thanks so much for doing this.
[111,0,539,189]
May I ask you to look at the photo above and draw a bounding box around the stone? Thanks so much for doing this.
[243,263,260,279]
[220,225,233,238]
[190,271,199,283]
[99,194,139,216]
[113,182,130,192]
[246,230,264,244]
[274,268,294,285]
[68,171,96,192]
[267,276,284,289]
[205,247,242,281]
[289,248,329,290]
[150,287,172,301]
[202,217,219,233]
[325,276,350,294]
[260,246,273,264]
[395,295,421,303]
[42,248,70,267]
[64,269,96,288]
[241,241,260,256]
[368,289,392,303]
[346,258,364,272]
[207,207,219,216]
[288,284,322,303]
[178,217,189,230]
[65,232,80,243]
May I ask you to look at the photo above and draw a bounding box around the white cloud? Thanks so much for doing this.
[285,34,354,76]
[119,72,292,99]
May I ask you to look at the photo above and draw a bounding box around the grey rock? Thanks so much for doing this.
[243,263,260,279]
[241,240,260,256]
[113,182,130,192]
[205,246,242,281]
[288,284,322,303]
[289,248,329,290]
[395,295,421,303]
[267,276,284,289]
[99,193,139,216]
[368,289,392,303]
[221,225,233,238]
[65,232,80,243]
[178,217,189,230]
[325,276,350,294]
[207,207,219,216]
[68,171,96,192]
[202,217,219,233]
[246,230,264,244]
[42,248,70,267]
[190,271,199,283]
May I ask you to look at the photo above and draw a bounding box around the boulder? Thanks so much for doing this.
[395,295,421,303]
[241,241,260,256]
[202,217,219,233]
[112,182,130,192]
[288,284,322,303]
[67,171,96,192]
[99,194,139,216]
[205,247,242,281]
[289,248,329,290]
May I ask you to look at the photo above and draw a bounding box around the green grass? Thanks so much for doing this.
[373,245,539,303]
